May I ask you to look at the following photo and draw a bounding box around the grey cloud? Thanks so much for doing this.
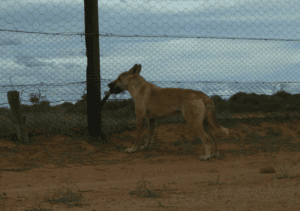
[0,38,21,46]
[14,53,45,68]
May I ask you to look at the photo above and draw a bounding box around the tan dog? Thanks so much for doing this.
[108,64,229,161]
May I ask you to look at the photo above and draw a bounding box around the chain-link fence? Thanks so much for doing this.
[1,0,300,133]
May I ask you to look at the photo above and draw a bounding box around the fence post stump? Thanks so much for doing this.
[7,91,29,144]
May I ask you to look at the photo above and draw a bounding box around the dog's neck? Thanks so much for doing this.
[127,75,148,100]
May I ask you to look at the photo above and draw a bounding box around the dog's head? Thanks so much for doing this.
[108,64,142,94]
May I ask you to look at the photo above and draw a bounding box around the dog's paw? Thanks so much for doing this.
[199,155,210,161]
[125,148,137,153]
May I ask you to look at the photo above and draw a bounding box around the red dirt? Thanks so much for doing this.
[1,119,300,210]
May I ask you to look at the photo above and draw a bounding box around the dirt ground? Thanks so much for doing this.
[1,117,300,211]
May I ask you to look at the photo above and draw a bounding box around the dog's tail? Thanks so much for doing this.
[204,99,229,136]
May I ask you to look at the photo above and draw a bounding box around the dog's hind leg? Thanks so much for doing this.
[206,130,219,158]
[182,99,212,161]
[141,118,156,150]
[193,127,212,161]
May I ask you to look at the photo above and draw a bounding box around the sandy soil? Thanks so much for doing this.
[1,118,300,211]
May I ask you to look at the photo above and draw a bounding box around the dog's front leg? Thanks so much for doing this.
[125,117,144,153]
[141,118,156,150]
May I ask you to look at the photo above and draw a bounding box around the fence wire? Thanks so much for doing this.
[1,0,300,132]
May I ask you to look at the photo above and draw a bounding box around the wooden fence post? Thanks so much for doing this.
[7,91,29,144]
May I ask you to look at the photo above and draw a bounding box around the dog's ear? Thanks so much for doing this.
[130,64,142,75]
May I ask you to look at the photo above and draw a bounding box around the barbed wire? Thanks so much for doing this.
[1,79,299,90]
[1,28,300,42]
[0,93,241,107]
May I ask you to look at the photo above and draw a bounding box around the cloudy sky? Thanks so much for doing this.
[0,0,300,105]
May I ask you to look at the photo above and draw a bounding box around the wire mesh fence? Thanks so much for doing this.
[1,0,300,134]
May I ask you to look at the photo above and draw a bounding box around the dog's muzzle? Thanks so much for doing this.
[108,82,124,94]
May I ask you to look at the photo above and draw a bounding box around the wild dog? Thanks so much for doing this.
[108,64,229,161]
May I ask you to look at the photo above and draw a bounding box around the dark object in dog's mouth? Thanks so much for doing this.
[109,87,124,94]
[100,92,111,110]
